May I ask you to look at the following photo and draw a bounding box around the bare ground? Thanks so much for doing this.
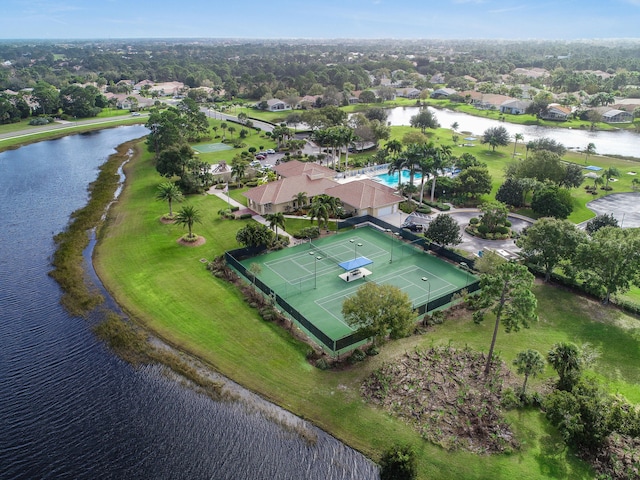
[361,345,521,454]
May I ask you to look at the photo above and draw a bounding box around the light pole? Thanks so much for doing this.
[460,261,469,287]
[421,277,431,313]
[310,252,322,289]
[385,229,394,263]
[349,239,362,260]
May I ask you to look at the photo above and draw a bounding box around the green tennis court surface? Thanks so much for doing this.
[239,226,476,347]
[192,143,233,153]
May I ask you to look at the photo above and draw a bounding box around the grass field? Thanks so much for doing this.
[89,141,640,479]
[239,226,475,349]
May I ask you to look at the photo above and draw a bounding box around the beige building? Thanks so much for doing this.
[243,160,403,217]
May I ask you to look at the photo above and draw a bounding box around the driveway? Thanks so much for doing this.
[584,192,640,228]
[447,211,531,259]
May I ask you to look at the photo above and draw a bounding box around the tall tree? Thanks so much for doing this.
[409,108,439,134]
[342,283,415,347]
[155,182,184,218]
[473,262,538,377]
[547,342,582,391]
[423,214,461,247]
[174,204,202,240]
[481,126,510,152]
[517,218,586,282]
[512,133,524,158]
[428,144,453,202]
[513,349,545,395]
[576,226,640,303]
[584,142,596,164]
[264,212,286,237]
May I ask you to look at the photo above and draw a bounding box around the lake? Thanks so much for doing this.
[0,126,378,480]
[386,106,640,158]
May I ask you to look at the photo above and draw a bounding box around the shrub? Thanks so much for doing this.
[497,226,510,235]
[348,348,367,364]
[379,444,418,480]
[366,345,380,356]
[504,220,512,227]
[477,224,489,235]
[293,226,320,239]
[29,116,53,126]
[416,206,432,214]
[399,201,415,214]
[239,213,252,219]
[230,205,240,212]
[315,358,330,370]
[469,217,480,225]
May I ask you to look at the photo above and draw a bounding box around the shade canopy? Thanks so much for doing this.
[339,256,373,271]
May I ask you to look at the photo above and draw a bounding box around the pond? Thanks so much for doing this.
[386,106,640,158]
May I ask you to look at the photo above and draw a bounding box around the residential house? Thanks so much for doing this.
[134,79,154,91]
[242,160,402,217]
[325,179,402,217]
[499,99,531,115]
[540,104,571,121]
[431,88,456,99]
[266,98,292,112]
[602,109,633,123]
[396,87,421,99]
[244,173,338,215]
[430,73,446,84]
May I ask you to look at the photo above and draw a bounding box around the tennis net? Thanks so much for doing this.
[309,240,347,267]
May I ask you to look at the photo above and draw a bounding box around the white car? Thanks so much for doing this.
[266,149,275,154]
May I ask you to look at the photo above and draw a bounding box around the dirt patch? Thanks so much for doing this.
[177,236,206,247]
[362,345,520,454]
[160,216,176,224]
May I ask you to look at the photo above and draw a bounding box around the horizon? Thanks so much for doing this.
[2,0,640,41]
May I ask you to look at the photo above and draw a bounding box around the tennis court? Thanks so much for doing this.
[238,226,476,349]
[192,142,233,153]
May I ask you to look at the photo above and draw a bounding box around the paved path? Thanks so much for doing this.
[0,114,148,143]
[206,186,296,244]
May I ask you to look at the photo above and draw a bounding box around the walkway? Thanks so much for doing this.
[206,186,295,243]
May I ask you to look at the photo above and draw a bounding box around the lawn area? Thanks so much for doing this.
[92,139,640,479]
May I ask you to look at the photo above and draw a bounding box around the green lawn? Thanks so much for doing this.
[91,140,640,479]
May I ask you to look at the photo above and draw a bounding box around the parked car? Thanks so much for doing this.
[255,154,266,160]
[250,160,261,167]
[266,149,275,154]
[403,223,424,232]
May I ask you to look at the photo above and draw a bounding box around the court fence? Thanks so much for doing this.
[225,215,480,355]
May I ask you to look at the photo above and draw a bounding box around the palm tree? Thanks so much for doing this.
[293,191,308,210]
[231,161,247,187]
[308,194,341,230]
[308,196,330,230]
[175,204,202,240]
[429,144,453,202]
[388,154,409,191]
[220,122,228,140]
[340,127,357,170]
[384,139,403,159]
[450,121,459,133]
[227,126,236,138]
[584,142,596,164]
[513,350,545,395]
[418,142,438,204]
[513,133,524,158]
[155,182,183,218]
[601,166,620,189]
[264,212,286,237]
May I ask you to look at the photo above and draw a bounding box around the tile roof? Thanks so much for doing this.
[273,160,335,179]
[326,179,402,209]
[243,174,338,206]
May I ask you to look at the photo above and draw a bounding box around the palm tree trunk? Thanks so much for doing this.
[484,312,502,377]
[430,176,437,202]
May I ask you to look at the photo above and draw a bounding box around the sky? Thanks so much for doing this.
[1,0,640,40]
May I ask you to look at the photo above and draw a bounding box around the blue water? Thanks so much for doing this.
[0,126,378,480]
[374,170,423,188]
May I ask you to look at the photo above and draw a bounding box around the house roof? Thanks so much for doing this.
[273,160,335,179]
[243,174,338,206]
[325,179,402,210]
[547,104,572,115]
[602,109,631,118]
[266,98,287,107]
[500,99,531,110]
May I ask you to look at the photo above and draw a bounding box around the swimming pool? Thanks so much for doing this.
[374,170,423,188]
